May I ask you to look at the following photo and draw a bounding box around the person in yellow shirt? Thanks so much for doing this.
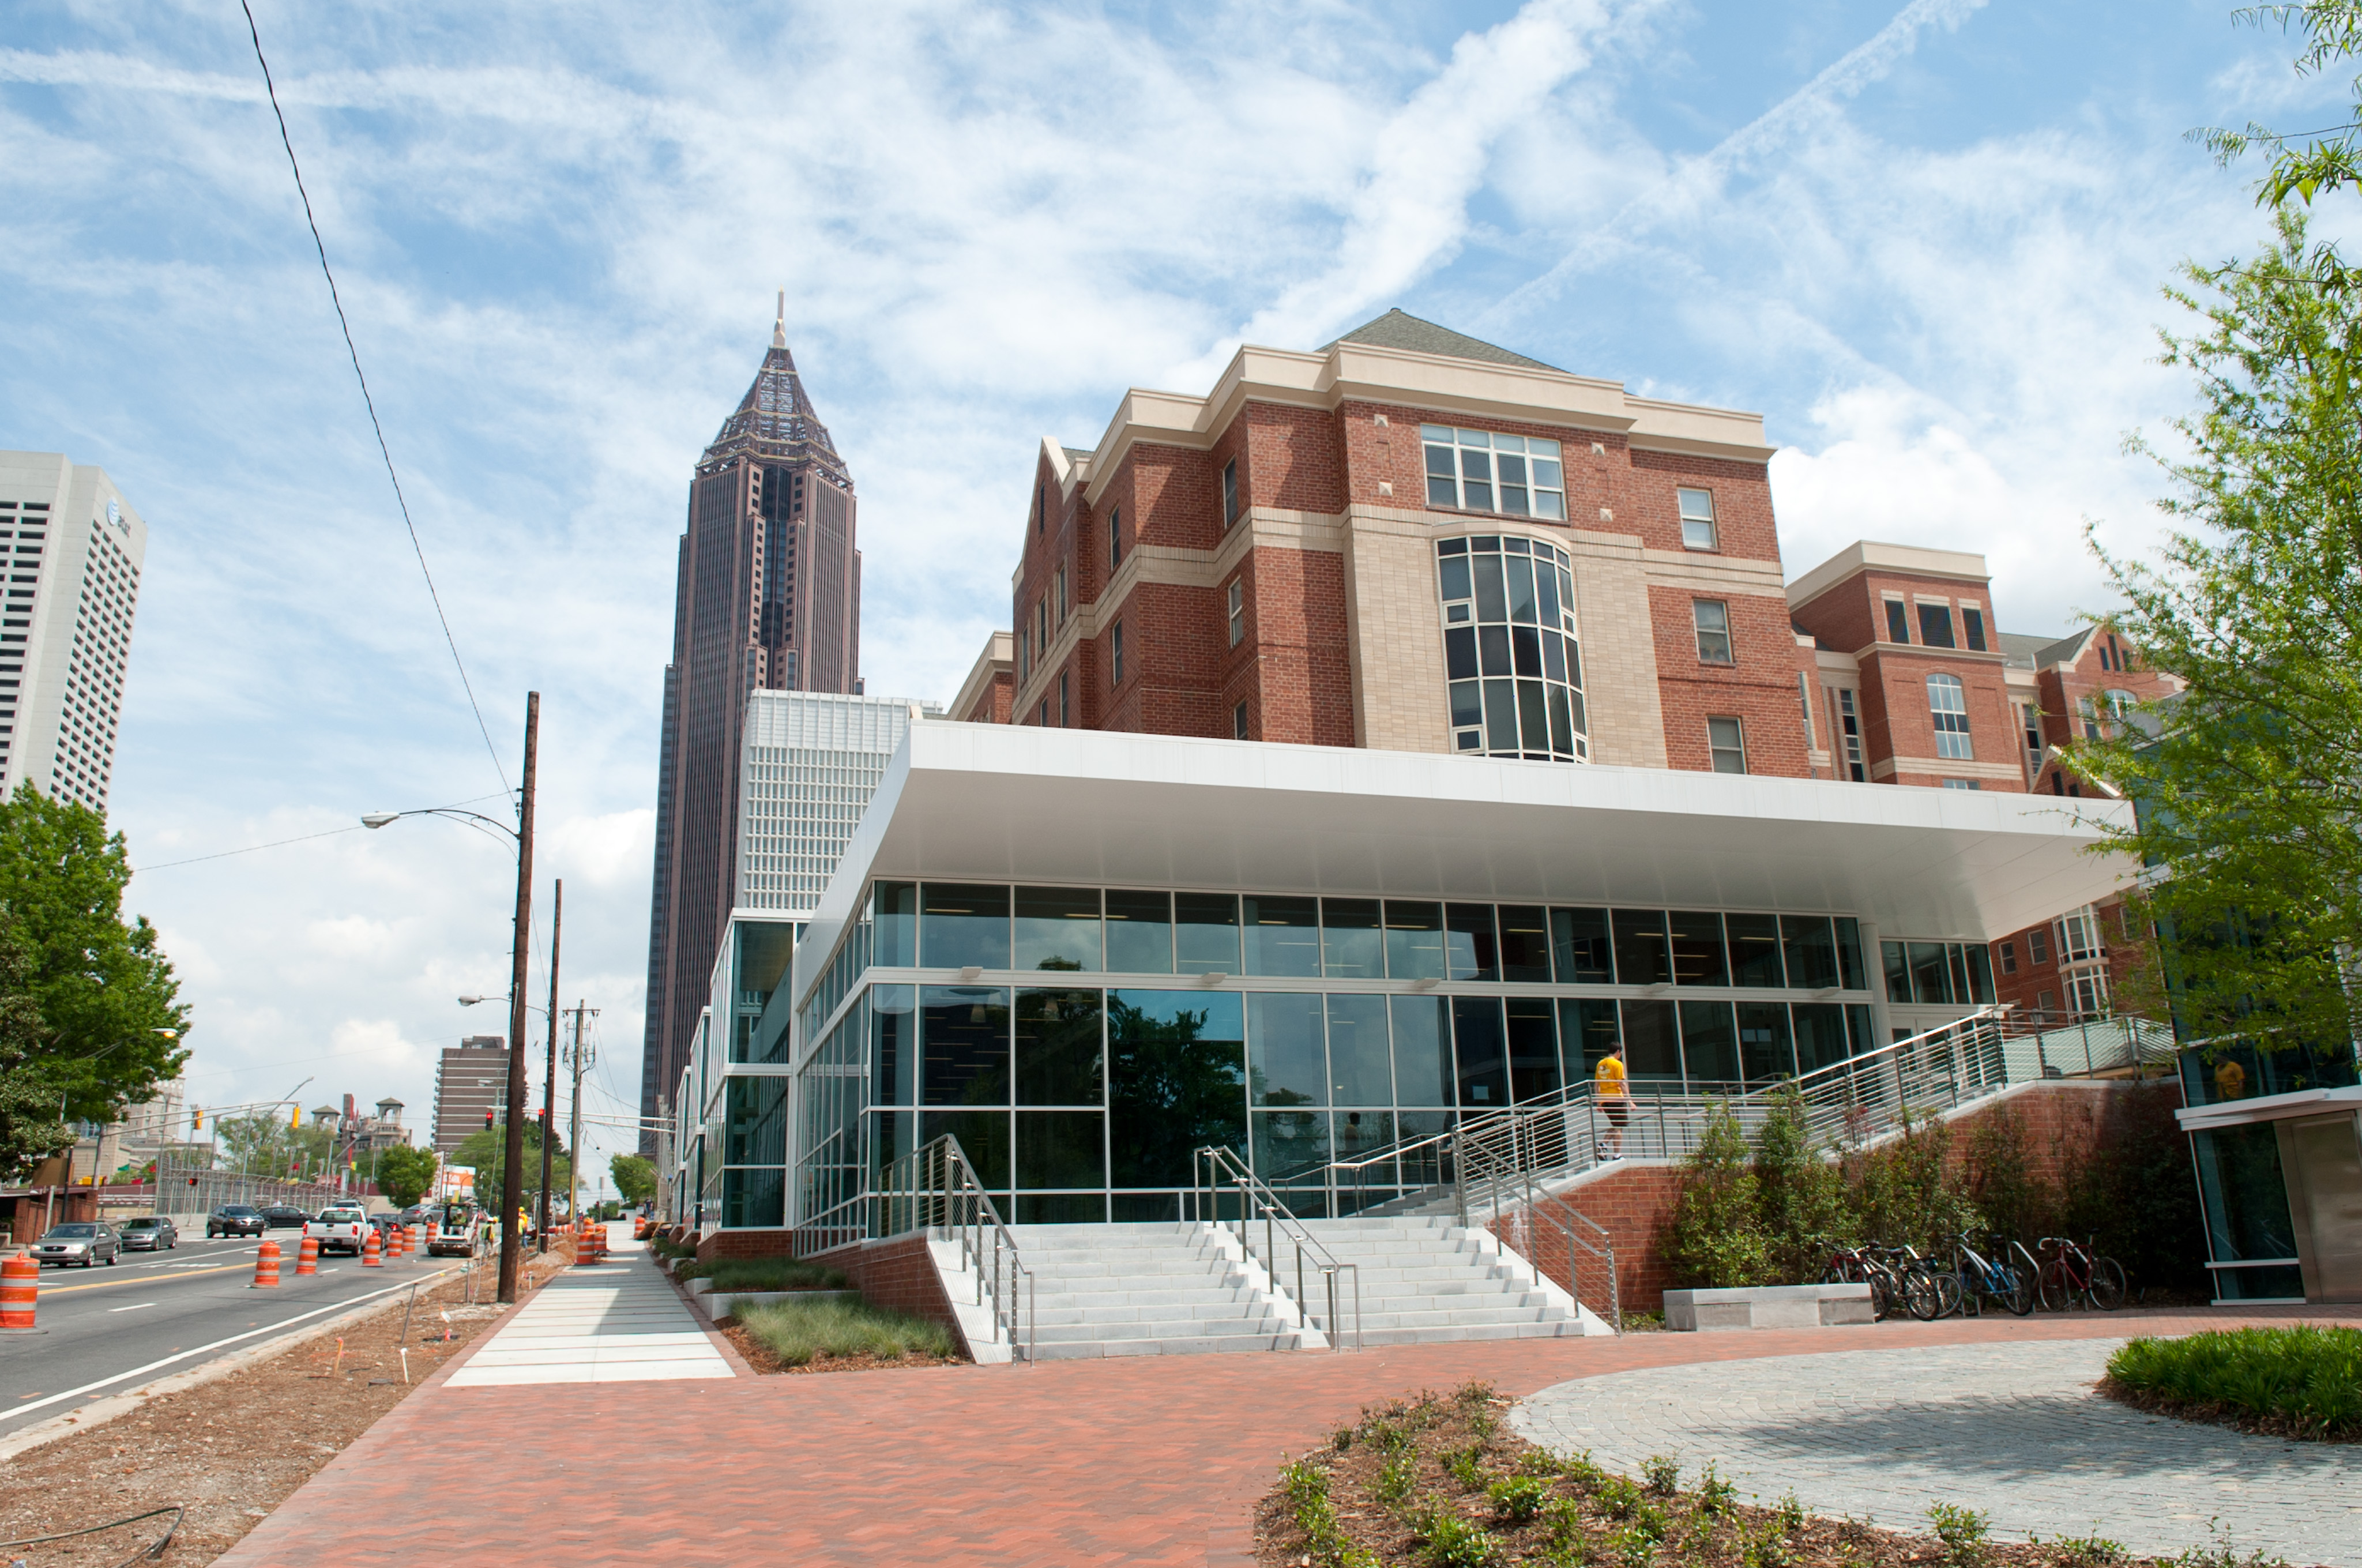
[2213,1056,2247,1102]
[1595,1043,1630,1159]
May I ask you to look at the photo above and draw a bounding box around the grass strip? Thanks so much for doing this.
[734,1296,957,1367]
[675,1257,850,1292]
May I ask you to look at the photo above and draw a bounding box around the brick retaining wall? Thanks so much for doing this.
[804,1232,966,1351]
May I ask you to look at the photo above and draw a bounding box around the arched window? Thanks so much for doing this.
[2104,688,2137,718]
[1927,674,1972,761]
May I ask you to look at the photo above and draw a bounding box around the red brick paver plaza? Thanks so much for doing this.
[216,1299,2359,1567]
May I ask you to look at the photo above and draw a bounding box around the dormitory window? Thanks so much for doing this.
[1435,536,1588,762]
[2056,905,2103,963]
[1927,674,1972,759]
[2105,688,2137,719]
[1225,579,1244,647]
[1108,506,1122,571]
[1232,700,1250,740]
[2028,926,2051,965]
[1961,606,1988,651]
[1111,621,1124,686]
[1422,427,1566,519]
[1222,459,1239,529]
[1677,488,1718,551]
[1884,599,1910,644]
[1692,600,1733,664]
[1707,716,1747,774]
[1918,603,1955,648]
[1999,941,2018,975]
[1059,672,1070,728]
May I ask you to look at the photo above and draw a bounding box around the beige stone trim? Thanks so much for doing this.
[950,631,1012,723]
[1638,548,1789,599]
[1786,539,1992,609]
[1870,755,2026,782]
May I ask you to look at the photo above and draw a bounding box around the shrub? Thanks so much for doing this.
[1640,1454,1680,1496]
[1443,1442,1486,1491]
[1927,1502,1989,1566]
[734,1296,956,1367]
[1488,1475,1547,1523]
[1419,1507,1499,1568]
[2107,1325,2362,1438]
[1695,1461,1736,1517]
[1844,1110,1984,1254]
[1666,1105,1776,1288]
[1751,1085,1849,1280]
[1375,1450,1418,1511]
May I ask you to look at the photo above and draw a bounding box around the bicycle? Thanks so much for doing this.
[2034,1235,2125,1311]
[1814,1236,1894,1320]
[1874,1242,1961,1321]
[1950,1232,2034,1317]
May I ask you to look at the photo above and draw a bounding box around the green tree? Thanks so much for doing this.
[1749,1086,1848,1281]
[2202,3,2362,219]
[0,785,189,1123]
[0,927,69,1182]
[1664,1104,1775,1289]
[2081,206,2362,1057]
[449,1120,568,1218]
[217,1111,334,1180]
[610,1153,656,1206]
[375,1144,439,1208]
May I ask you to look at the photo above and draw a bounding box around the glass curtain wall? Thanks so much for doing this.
[786,885,1885,1227]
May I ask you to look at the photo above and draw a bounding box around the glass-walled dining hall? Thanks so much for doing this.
[780,882,1887,1230]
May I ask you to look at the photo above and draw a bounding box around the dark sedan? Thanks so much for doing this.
[119,1215,179,1251]
[32,1222,118,1268]
[259,1205,310,1229]
[207,1204,266,1238]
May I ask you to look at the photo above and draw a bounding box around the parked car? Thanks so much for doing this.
[304,1205,368,1257]
[119,1215,178,1251]
[207,1204,266,1238]
[31,1222,119,1268]
[259,1205,309,1229]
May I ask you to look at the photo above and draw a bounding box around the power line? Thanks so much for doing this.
[238,0,510,795]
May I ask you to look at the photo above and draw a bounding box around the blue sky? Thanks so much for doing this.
[1,0,2345,1179]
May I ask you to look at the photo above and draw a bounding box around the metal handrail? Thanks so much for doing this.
[1191,1146,1361,1351]
[875,1135,1036,1364]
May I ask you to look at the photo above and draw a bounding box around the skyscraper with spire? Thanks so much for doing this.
[639,300,862,1145]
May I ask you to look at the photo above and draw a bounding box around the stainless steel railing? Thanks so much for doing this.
[874,1135,1036,1364]
[1192,1146,1361,1351]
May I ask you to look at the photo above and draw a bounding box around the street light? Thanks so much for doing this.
[360,690,541,1304]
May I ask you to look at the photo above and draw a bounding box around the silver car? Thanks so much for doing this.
[32,1222,119,1268]
[119,1215,178,1251]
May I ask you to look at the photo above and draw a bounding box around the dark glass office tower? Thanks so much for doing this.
[640,301,861,1147]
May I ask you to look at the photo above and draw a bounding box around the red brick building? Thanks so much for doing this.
[953,311,2171,1025]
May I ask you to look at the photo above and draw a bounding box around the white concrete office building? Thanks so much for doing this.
[0,452,149,814]
[738,690,940,912]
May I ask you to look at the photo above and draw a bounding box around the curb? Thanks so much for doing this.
[0,1268,459,1465]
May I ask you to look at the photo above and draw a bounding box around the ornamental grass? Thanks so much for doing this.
[2105,1325,2362,1439]
[734,1296,958,1367]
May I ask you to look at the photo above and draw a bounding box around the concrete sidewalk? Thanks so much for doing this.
[443,1254,731,1387]
[212,1295,2361,1568]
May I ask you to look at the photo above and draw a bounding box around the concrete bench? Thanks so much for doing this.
[1662,1283,1874,1332]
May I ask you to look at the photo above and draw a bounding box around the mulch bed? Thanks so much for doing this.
[714,1318,966,1375]
[0,1251,573,1567]
[2098,1374,2361,1446]
[1255,1381,2271,1568]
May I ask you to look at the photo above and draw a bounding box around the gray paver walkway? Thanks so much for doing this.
[1514,1340,2362,1567]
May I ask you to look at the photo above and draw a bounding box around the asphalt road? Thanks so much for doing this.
[0,1233,482,1438]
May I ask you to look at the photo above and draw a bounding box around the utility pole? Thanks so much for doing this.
[566,999,595,1232]
[498,691,539,1306]
[537,879,562,1253]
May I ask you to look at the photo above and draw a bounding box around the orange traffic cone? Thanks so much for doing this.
[362,1229,383,1268]
[295,1235,319,1277]
[1,1251,36,1329]
[253,1239,282,1288]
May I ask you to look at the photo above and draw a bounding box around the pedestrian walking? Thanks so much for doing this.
[1596,1043,1630,1159]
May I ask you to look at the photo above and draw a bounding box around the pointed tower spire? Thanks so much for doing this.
[773,289,786,349]
[701,305,848,483]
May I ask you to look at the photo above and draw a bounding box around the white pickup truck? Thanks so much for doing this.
[303,1205,368,1257]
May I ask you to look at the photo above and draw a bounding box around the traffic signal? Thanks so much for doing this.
[483,1110,494,1131]
[190,1108,202,1131]
[290,1104,302,1129]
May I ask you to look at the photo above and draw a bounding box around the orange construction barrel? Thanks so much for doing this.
[253,1239,282,1288]
[295,1235,319,1276]
[362,1229,383,1268]
[1,1252,36,1329]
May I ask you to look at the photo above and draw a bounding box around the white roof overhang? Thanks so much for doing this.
[794,724,2137,1004]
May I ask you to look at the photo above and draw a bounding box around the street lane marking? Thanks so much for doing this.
[41,1264,253,1294]
[0,1268,458,1427]
[107,1303,159,1314]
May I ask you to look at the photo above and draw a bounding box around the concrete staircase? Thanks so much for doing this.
[1006,1222,1313,1359]
[1298,1215,1605,1345]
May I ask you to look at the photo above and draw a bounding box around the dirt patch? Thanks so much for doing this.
[2099,1374,2360,1445]
[0,1253,573,1567]
[1257,1381,2261,1568]
[714,1319,965,1376]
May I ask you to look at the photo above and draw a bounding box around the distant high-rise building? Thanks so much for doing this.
[737,690,935,914]
[640,301,864,1148]
[0,452,149,814]
[432,1036,509,1156]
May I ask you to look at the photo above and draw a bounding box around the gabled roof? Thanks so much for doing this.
[2030,627,2096,670]
[1322,308,1561,373]
[701,300,850,484]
